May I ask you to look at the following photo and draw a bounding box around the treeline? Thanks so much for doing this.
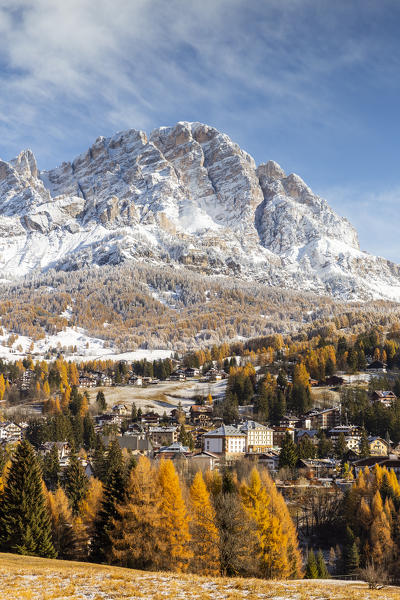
[0,441,302,579]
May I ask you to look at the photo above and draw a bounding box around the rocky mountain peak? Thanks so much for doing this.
[257,160,286,180]
[0,122,397,300]
[11,149,39,180]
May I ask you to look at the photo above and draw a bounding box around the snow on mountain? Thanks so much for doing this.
[0,324,173,363]
[0,121,399,301]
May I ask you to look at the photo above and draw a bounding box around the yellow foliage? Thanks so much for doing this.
[189,471,219,576]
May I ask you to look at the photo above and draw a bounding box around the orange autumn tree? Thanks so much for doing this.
[157,459,192,572]
[240,467,290,579]
[189,471,219,575]
[260,469,303,578]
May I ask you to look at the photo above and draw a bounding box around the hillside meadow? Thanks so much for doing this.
[0,553,398,600]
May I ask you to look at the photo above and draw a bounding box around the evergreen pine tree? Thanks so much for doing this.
[279,432,298,469]
[343,527,359,574]
[96,390,107,412]
[91,466,126,563]
[335,432,347,460]
[316,549,329,578]
[0,440,56,557]
[62,453,89,515]
[305,549,319,578]
[111,456,162,570]
[103,439,124,484]
[131,402,137,421]
[83,413,96,450]
[43,444,60,490]
[222,469,236,494]
[359,429,370,458]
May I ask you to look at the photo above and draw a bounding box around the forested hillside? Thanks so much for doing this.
[1,262,400,354]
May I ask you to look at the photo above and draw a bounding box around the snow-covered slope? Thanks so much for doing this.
[0,121,399,300]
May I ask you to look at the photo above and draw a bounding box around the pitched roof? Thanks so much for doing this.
[239,420,272,432]
[204,424,245,437]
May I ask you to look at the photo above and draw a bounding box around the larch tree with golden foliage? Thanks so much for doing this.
[110,456,162,570]
[240,467,289,579]
[157,459,192,572]
[260,469,302,578]
[73,477,103,560]
[47,486,77,559]
[0,374,5,401]
[189,471,219,575]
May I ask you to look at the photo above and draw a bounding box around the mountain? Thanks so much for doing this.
[0,121,399,301]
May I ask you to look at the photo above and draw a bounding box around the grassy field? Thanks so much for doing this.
[88,378,227,414]
[0,553,398,600]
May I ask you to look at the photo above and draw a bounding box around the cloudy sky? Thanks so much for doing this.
[0,1,399,260]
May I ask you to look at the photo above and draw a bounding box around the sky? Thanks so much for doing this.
[0,1,399,260]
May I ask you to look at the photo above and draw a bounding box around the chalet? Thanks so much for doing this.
[0,421,23,442]
[273,426,295,447]
[328,425,361,452]
[280,415,301,429]
[79,374,97,388]
[379,459,400,478]
[139,412,160,426]
[368,436,389,456]
[372,390,396,407]
[190,451,220,471]
[255,451,280,471]
[185,367,200,378]
[239,420,274,452]
[98,373,113,387]
[148,426,178,446]
[128,376,143,386]
[204,368,226,382]
[112,403,130,416]
[297,458,337,478]
[103,434,153,455]
[296,429,319,445]
[154,441,191,460]
[170,369,186,381]
[306,407,341,430]
[189,404,213,425]
[20,369,34,391]
[366,360,387,373]
[40,441,71,461]
[95,413,123,428]
[203,424,246,456]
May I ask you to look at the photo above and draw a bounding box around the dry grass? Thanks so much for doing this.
[0,554,399,600]
[87,378,225,414]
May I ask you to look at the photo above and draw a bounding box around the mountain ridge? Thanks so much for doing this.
[0,120,399,301]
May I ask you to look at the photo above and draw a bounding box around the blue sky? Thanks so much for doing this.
[0,1,399,260]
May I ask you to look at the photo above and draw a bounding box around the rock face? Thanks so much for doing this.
[0,121,399,300]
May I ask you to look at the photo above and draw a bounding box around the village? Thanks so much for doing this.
[1,353,399,489]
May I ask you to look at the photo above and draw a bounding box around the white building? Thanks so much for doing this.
[0,422,23,443]
[239,420,274,452]
[203,424,246,455]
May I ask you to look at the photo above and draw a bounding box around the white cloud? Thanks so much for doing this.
[0,0,384,163]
